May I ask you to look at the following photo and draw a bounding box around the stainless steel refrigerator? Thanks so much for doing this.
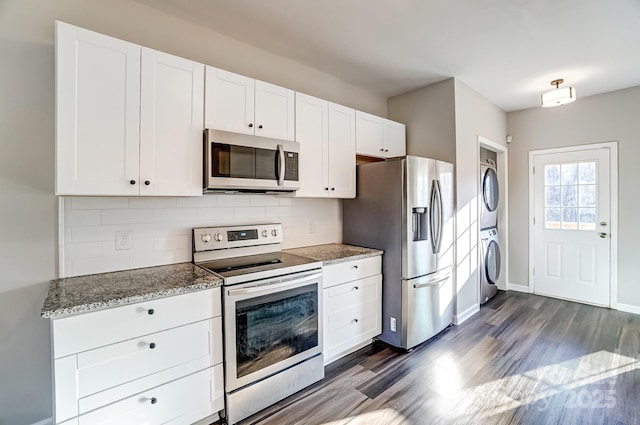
[343,156,454,349]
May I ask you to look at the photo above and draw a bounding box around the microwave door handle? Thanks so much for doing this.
[277,144,285,186]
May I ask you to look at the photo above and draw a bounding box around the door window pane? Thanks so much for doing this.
[545,165,560,185]
[562,208,578,229]
[579,185,596,207]
[562,186,578,207]
[579,162,596,184]
[545,208,561,229]
[545,186,561,207]
[579,208,596,230]
[561,163,578,185]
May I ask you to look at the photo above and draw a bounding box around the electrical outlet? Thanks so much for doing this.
[390,317,397,332]
[115,231,131,250]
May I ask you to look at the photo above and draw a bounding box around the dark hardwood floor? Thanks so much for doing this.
[227,291,640,425]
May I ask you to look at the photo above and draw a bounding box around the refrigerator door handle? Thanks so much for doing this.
[413,276,449,289]
[435,180,444,254]
[429,180,438,253]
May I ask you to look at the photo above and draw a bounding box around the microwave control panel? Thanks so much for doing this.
[284,152,299,181]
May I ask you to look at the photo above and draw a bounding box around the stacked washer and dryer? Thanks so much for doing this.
[480,149,501,304]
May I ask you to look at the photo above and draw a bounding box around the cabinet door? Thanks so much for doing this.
[204,67,254,135]
[295,93,328,197]
[355,110,384,158]
[139,49,204,196]
[255,80,295,141]
[383,119,406,158]
[56,21,141,195]
[327,103,356,198]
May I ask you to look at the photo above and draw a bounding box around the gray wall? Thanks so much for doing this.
[507,86,640,308]
[454,80,508,315]
[0,1,387,423]
[387,78,456,163]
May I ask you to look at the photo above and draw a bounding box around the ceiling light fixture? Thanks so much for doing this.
[541,79,576,108]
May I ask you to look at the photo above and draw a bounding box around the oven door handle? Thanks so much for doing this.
[227,271,323,296]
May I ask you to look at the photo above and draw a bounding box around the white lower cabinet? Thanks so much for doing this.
[323,256,382,365]
[51,288,223,424]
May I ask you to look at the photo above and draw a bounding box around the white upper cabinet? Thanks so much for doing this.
[327,102,356,198]
[295,93,355,198]
[139,49,204,196]
[205,67,295,141]
[55,22,204,196]
[355,110,406,158]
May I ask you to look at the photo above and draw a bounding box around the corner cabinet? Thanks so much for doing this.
[323,256,382,364]
[55,21,204,196]
[355,111,406,158]
[205,67,295,141]
[295,93,356,198]
[50,288,224,425]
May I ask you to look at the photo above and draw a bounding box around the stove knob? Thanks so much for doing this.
[271,229,278,237]
[201,233,211,243]
[261,230,268,238]
[214,233,223,242]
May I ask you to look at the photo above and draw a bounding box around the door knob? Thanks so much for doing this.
[599,232,608,238]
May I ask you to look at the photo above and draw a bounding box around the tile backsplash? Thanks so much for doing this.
[61,195,342,277]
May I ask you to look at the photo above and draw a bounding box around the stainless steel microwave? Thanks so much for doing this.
[204,129,300,192]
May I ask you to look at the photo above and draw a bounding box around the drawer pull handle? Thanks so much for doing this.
[353,265,359,269]
[150,397,157,405]
[147,309,154,315]
[353,318,359,323]
[149,342,156,349]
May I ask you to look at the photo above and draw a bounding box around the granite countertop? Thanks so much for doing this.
[284,243,383,266]
[42,263,222,319]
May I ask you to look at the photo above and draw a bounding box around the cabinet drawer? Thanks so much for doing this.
[324,274,382,362]
[53,288,220,358]
[77,365,223,425]
[323,256,381,288]
[77,317,221,399]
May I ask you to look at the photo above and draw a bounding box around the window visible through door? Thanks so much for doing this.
[544,161,597,230]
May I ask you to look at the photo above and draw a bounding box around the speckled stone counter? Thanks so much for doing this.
[42,263,221,319]
[284,243,383,266]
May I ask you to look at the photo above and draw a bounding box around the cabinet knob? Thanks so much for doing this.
[331,187,335,191]
[147,309,154,315]
[144,180,150,186]
[353,264,359,269]
[385,149,389,152]
[258,124,263,129]
[353,318,359,323]
[150,397,157,405]
[380,148,384,151]
[129,180,136,185]
[353,286,359,290]
[248,123,253,128]
[324,187,329,190]
[149,342,156,349]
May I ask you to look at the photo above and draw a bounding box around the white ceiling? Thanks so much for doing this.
[138,0,640,111]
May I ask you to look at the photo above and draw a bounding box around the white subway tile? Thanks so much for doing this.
[63,260,73,278]
[129,197,177,209]
[64,227,72,242]
[65,210,101,226]
[154,235,190,251]
[250,195,280,207]
[277,196,297,206]
[129,250,183,269]
[129,222,191,238]
[102,209,154,225]
[217,195,251,207]
[102,237,155,256]
[196,207,234,221]
[72,225,128,242]
[234,207,265,219]
[177,196,217,208]
[265,206,293,218]
[154,208,197,223]
[71,197,130,210]
[64,241,103,260]
[71,255,130,277]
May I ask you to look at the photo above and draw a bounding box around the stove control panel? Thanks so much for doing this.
[193,223,283,253]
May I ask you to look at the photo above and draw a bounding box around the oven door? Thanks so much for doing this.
[223,270,323,392]
[205,129,300,192]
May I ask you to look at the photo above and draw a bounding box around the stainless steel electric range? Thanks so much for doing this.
[193,223,324,425]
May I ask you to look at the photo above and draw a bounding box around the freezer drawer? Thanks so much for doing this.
[401,269,453,349]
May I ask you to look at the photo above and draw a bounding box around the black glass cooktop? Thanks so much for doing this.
[197,252,319,281]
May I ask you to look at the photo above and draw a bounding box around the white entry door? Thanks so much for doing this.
[532,147,611,306]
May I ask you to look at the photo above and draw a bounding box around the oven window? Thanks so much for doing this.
[235,283,318,378]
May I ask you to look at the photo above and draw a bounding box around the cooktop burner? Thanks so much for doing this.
[198,252,317,282]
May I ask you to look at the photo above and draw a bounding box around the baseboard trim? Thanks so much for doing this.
[454,303,480,325]
[617,303,640,316]
[31,418,53,425]
[507,282,531,293]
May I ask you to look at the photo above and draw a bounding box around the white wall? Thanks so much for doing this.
[507,86,640,308]
[454,80,508,315]
[62,196,341,277]
[387,78,456,163]
[0,0,387,423]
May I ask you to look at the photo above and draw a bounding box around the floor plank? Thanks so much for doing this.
[216,291,640,425]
